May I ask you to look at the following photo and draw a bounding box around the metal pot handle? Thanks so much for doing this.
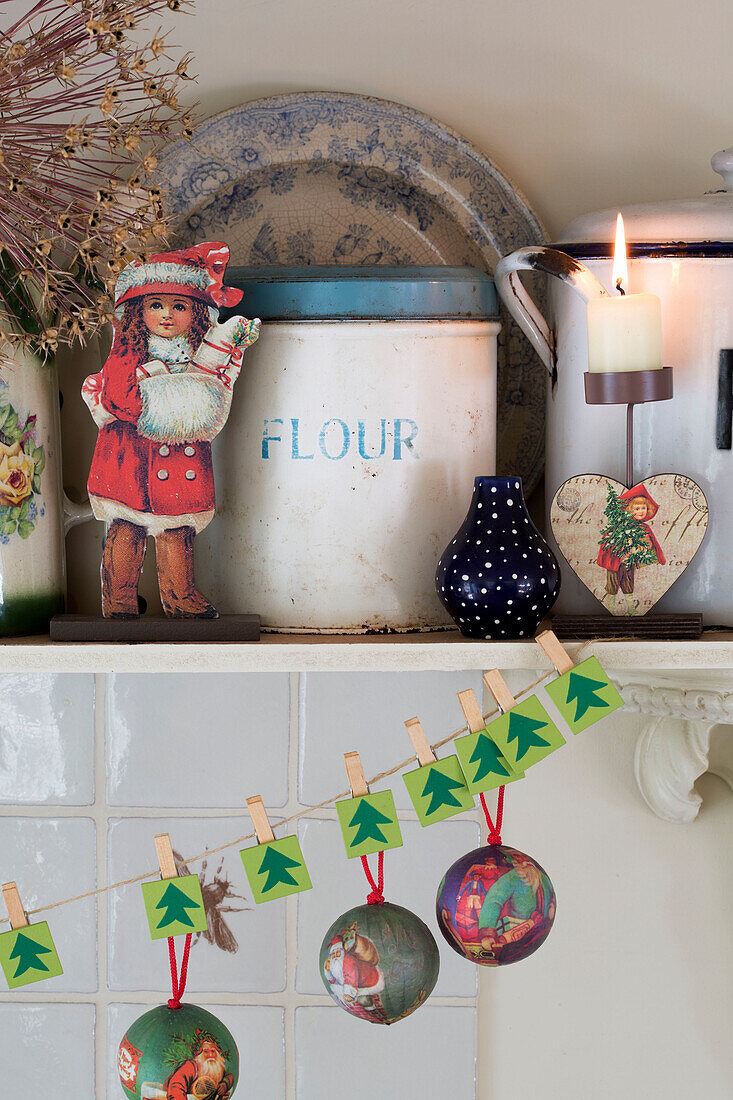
[495,246,609,377]
[63,492,93,535]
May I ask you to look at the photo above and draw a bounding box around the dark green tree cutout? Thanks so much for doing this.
[469,733,513,784]
[507,712,551,762]
[9,931,51,978]
[421,767,466,815]
[565,671,611,722]
[155,882,201,930]
[257,845,301,893]
[348,800,392,847]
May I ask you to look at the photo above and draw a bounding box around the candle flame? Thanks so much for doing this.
[612,212,629,294]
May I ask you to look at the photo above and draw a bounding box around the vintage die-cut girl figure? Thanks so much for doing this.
[82,242,259,618]
[597,482,665,614]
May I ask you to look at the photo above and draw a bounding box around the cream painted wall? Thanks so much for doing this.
[168,0,733,237]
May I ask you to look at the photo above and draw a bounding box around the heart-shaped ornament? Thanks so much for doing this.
[550,474,708,617]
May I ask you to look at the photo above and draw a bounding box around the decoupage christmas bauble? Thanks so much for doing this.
[118,1003,239,1099]
[436,844,556,966]
[320,902,440,1025]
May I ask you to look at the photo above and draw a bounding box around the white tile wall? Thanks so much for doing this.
[0,1003,96,1094]
[0,674,94,804]
[106,673,290,807]
[295,1006,477,1099]
[0,670,481,1098]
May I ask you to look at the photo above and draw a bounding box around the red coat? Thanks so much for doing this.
[87,346,215,517]
[597,522,665,571]
[165,1057,233,1099]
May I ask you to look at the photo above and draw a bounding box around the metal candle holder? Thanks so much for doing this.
[584,366,674,487]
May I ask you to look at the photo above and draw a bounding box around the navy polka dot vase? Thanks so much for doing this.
[435,476,561,639]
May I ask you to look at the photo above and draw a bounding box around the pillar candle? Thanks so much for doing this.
[587,292,663,373]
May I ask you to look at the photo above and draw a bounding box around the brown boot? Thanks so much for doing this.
[155,525,218,618]
[101,519,147,618]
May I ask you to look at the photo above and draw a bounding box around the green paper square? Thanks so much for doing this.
[0,922,63,988]
[241,835,312,903]
[336,791,403,857]
[403,756,475,826]
[141,874,208,939]
[455,727,525,794]
[487,695,566,770]
[545,655,625,734]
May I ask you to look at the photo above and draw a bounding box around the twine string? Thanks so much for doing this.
[5,640,601,928]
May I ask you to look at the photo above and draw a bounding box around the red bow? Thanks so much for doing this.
[150,241,243,308]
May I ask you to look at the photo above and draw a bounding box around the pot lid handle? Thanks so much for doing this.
[711,148,733,191]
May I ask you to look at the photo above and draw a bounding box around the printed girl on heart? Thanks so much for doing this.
[83,242,259,618]
[597,483,666,614]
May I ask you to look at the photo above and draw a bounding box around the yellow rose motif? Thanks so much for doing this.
[0,441,35,506]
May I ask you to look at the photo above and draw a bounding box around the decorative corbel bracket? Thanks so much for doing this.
[619,676,733,822]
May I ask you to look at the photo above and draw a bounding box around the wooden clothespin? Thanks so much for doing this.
[344,751,369,797]
[457,687,489,733]
[1,882,28,929]
[154,833,179,881]
[535,629,575,675]
[404,717,437,766]
[482,670,518,714]
[246,795,275,844]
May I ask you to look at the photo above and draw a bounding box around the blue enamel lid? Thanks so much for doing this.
[225,265,498,321]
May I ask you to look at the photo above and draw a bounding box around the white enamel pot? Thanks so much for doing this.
[496,149,733,626]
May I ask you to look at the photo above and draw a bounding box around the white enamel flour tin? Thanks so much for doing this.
[194,267,499,631]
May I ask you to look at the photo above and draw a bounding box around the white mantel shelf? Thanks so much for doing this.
[1,630,733,673]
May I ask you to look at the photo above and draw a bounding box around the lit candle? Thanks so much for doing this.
[587,214,663,373]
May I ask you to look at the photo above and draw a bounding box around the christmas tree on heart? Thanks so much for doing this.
[551,473,707,617]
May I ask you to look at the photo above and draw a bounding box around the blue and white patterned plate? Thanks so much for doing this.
[160,91,548,490]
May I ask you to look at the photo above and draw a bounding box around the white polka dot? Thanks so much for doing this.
[495,619,500,624]
[507,498,513,505]
[491,487,497,493]
[481,588,487,594]
[492,513,498,519]
[507,600,513,605]
[461,574,469,580]
[512,573,518,579]
[477,503,482,509]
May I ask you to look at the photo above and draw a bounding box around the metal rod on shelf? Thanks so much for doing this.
[626,403,635,488]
